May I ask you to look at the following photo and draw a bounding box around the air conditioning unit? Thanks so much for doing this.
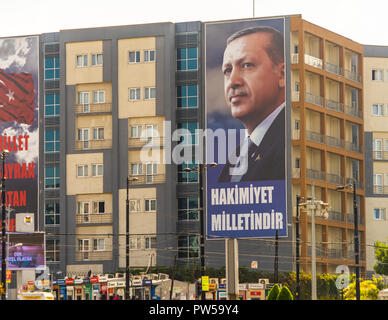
[258,279,269,285]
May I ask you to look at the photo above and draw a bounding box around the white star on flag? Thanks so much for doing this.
[6,90,14,102]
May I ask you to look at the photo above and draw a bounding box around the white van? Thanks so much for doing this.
[18,291,55,300]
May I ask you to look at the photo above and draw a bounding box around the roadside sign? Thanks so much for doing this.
[201,276,209,292]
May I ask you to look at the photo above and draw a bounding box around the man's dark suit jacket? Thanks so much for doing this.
[218,107,285,182]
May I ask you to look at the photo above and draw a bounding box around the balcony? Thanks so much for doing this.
[373,151,388,160]
[308,244,326,258]
[327,173,344,186]
[304,54,323,69]
[291,53,299,64]
[292,168,301,179]
[327,247,345,260]
[292,91,300,102]
[346,178,363,190]
[326,99,343,113]
[75,139,112,150]
[128,137,164,148]
[344,70,361,83]
[306,130,324,144]
[75,103,112,114]
[347,213,364,226]
[373,185,388,194]
[326,135,344,149]
[306,92,324,107]
[306,168,325,181]
[75,250,113,261]
[76,213,112,224]
[127,174,165,185]
[326,211,346,223]
[293,129,300,140]
[345,104,362,119]
[345,141,362,154]
[325,62,342,76]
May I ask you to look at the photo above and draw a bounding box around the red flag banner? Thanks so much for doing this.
[0,69,35,125]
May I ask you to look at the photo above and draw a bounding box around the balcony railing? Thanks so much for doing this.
[76,213,112,224]
[75,139,112,150]
[347,213,364,226]
[327,211,346,223]
[293,129,300,140]
[127,174,165,185]
[75,103,112,114]
[128,137,164,148]
[327,248,345,260]
[373,185,388,194]
[347,249,366,261]
[308,245,326,258]
[291,53,299,64]
[372,151,388,160]
[325,62,342,76]
[346,178,363,190]
[306,92,324,107]
[344,69,361,83]
[306,168,325,181]
[304,54,323,69]
[326,135,344,149]
[326,99,344,113]
[75,250,113,261]
[306,130,324,144]
[292,91,300,102]
[345,141,362,154]
[345,104,362,119]
[327,173,344,186]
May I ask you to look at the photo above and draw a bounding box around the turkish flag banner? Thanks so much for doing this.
[0,69,35,125]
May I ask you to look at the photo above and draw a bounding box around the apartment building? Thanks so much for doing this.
[290,16,366,275]
[363,45,388,276]
[32,15,375,278]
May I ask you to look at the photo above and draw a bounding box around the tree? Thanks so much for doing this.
[373,240,388,276]
[266,283,280,300]
[344,275,384,300]
[276,285,293,300]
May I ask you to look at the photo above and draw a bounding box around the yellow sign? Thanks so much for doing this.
[201,276,209,292]
[6,270,11,284]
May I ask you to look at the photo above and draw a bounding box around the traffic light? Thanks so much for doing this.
[195,281,202,300]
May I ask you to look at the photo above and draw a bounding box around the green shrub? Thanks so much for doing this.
[266,284,280,300]
[276,285,293,300]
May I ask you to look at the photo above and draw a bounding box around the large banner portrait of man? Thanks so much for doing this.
[205,18,287,239]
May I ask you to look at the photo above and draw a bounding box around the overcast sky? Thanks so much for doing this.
[1,0,387,46]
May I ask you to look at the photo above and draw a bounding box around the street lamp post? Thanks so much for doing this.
[126,176,138,300]
[336,180,360,300]
[0,150,9,300]
[299,183,328,300]
[183,163,217,300]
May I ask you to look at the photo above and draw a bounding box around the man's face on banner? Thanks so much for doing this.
[222,32,285,132]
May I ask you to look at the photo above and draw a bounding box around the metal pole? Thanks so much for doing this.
[353,182,360,300]
[274,230,279,283]
[199,164,206,300]
[125,177,130,300]
[311,184,317,301]
[1,152,6,300]
[296,195,300,300]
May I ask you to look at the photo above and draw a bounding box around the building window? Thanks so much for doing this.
[145,199,156,212]
[78,92,90,112]
[93,239,105,251]
[146,162,158,183]
[93,90,105,104]
[372,104,384,116]
[77,202,90,215]
[46,239,60,262]
[45,56,60,80]
[178,235,199,258]
[374,174,383,194]
[93,201,105,214]
[374,208,386,220]
[78,128,90,149]
[177,121,198,145]
[45,129,60,153]
[178,197,199,220]
[131,163,143,175]
[129,199,140,212]
[45,166,60,189]
[45,92,60,117]
[93,127,104,140]
[92,164,103,177]
[177,84,198,108]
[144,50,155,62]
[91,53,103,66]
[177,47,198,71]
[144,87,156,100]
[129,88,141,101]
[130,237,141,250]
[76,54,88,67]
[372,69,384,81]
[130,125,142,138]
[129,51,141,63]
[178,162,198,183]
[45,200,60,226]
[374,139,383,159]
[77,165,89,177]
[145,237,156,249]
